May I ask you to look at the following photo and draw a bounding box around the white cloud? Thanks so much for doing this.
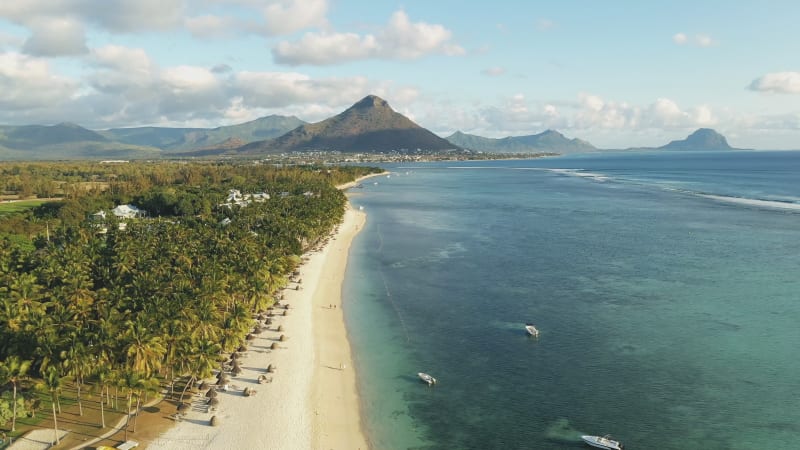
[748,72,800,94]
[482,67,506,77]
[695,34,714,47]
[185,15,248,39]
[272,32,378,65]
[272,10,464,65]
[0,52,79,111]
[261,0,328,35]
[21,17,88,56]
[672,33,688,45]
[82,0,188,32]
[0,0,187,33]
[426,93,723,140]
[535,19,556,32]
[673,32,716,47]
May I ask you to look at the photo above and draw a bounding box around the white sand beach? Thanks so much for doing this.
[147,203,369,449]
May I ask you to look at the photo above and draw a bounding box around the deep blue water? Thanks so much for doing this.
[343,151,800,450]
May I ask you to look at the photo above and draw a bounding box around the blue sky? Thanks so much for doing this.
[1,0,799,148]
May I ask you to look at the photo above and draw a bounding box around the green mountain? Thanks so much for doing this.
[102,115,306,151]
[238,95,457,154]
[659,128,733,151]
[0,123,160,160]
[446,129,596,153]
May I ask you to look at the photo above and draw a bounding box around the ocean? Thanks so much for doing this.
[343,151,800,450]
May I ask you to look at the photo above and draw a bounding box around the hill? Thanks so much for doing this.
[0,123,160,160]
[239,95,457,154]
[446,130,596,153]
[659,128,733,151]
[102,115,306,152]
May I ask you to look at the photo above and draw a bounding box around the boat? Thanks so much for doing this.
[525,323,540,337]
[581,434,623,450]
[418,372,436,385]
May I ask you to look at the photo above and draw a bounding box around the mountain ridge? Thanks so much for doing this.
[446,129,596,153]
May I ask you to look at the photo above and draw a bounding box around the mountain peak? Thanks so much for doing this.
[661,128,732,150]
[351,94,390,110]
[240,95,455,153]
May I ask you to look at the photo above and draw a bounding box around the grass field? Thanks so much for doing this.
[0,199,53,216]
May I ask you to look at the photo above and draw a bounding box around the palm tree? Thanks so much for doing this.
[61,341,92,416]
[123,320,166,377]
[0,356,31,432]
[39,366,62,445]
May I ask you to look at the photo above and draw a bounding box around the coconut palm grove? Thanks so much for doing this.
[0,161,380,446]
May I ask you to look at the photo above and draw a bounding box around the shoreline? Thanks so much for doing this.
[310,206,368,449]
[144,175,377,449]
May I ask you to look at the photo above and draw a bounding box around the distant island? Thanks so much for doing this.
[658,128,734,151]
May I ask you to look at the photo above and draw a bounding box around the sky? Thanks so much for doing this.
[1,0,800,149]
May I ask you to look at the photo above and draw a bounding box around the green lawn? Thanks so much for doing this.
[0,199,51,216]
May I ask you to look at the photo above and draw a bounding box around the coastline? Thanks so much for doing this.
[310,205,368,449]
[144,176,377,449]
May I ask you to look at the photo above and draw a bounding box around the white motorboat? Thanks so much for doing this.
[525,323,540,337]
[418,372,436,385]
[581,434,623,450]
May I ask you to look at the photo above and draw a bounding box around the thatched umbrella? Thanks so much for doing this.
[246,333,256,341]
[216,375,229,385]
[283,310,288,316]
[253,326,263,335]
[177,402,191,414]
[231,366,242,377]
[270,342,279,350]
[243,387,253,397]
[198,381,210,391]
[279,334,287,342]
[265,318,273,325]
[206,389,218,398]
[230,352,239,361]
[267,364,276,373]
[238,345,248,353]
[277,325,284,332]
[210,416,219,426]
[208,397,220,407]
[216,371,227,380]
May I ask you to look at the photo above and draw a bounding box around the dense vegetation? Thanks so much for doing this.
[0,161,381,441]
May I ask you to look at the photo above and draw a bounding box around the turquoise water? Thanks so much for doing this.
[343,151,800,450]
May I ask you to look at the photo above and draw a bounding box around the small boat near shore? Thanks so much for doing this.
[581,434,623,450]
[525,323,540,337]
[418,372,436,385]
